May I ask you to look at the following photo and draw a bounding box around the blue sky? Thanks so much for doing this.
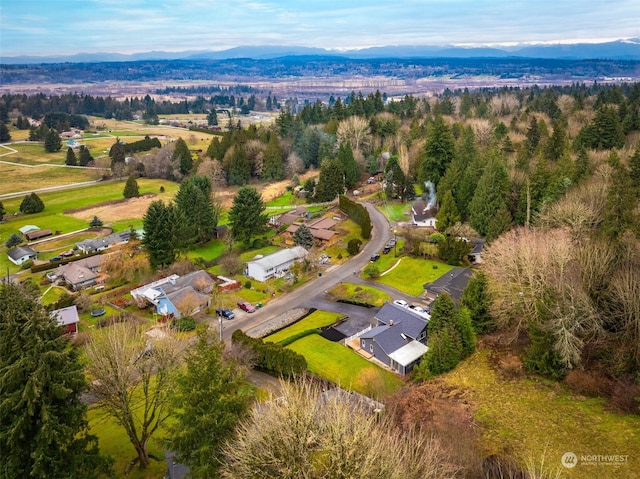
[1,0,639,57]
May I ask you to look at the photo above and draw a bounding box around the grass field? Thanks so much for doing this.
[326,282,391,307]
[375,256,454,296]
[265,310,344,343]
[287,334,404,399]
[444,349,640,479]
[377,202,413,222]
[0,163,101,194]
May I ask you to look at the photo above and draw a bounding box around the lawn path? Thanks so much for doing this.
[380,258,402,276]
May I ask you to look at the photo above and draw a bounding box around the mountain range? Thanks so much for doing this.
[3,39,640,64]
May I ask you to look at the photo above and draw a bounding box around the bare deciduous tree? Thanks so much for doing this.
[85,323,179,470]
[220,379,458,479]
[336,116,371,153]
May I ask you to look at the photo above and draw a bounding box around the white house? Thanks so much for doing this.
[245,246,308,282]
[411,200,437,228]
[7,246,38,265]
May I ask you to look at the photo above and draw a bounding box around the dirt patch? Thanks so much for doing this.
[68,194,158,223]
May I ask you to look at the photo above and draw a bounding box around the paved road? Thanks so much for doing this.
[218,201,412,340]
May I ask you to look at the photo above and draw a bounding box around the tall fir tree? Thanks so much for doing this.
[314,157,345,202]
[337,142,359,189]
[228,186,269,245]
[419,115,455,188]
[174,175,218,245]
[142,200,178,268]
[123,175,140,198]
[173,137,193,176]
[461,271,493,333]
[166,333,252,478]
[468,157,510,237]
[262,134,285,181]
[109,138,126,169]
[0,283,112,479]
[44,128,62,152]
[0,121,11,142]
[78,145,94,166]
[65,146,78,166]
[435,190,461,232]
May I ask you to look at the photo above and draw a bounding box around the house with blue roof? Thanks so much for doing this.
[359,302,429,375]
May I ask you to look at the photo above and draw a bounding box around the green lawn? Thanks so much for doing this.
[287,334,404,399]
[0,163,99,195]
[266,191,298,207]
[375,257,454,296]
[0,142,67,165]
[88,405,168,479]
[187,239,225,261]
[326,283,391,307]
[265,310,344,343]
[445,350,640,479]
[376,202,413,222]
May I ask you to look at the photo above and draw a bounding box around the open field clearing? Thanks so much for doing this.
[444,349,640,479]
[0,163,101,194]
[375,256,454,296]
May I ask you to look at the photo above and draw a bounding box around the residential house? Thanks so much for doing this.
[411,200,437,228]
[77,231,130,254]
[130,270,214,319]
[245,246,308,282]
[50,305,80,335]
[25,229,53,241]
[56,255,104,291]
[7,245,38,265]
[283,216,339,247]
[359,302,429,375]
[269,206,308,227]
[214,225,227,239]
[423,267,474,305]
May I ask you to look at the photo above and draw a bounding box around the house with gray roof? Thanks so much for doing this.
[76,231,130,254]
[359,302,428,375]
[411,199,437,228]
[245,246,308,282]
[50,305,80,334]
[423,267,474,305]
[56,255,104,291]
[7,245,38,265]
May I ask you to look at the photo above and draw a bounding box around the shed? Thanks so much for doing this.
[50,305,80,335]
[7,245,38,265]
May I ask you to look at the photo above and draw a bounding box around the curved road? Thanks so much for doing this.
[221,202,396,339]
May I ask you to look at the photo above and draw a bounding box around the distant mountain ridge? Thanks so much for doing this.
[3,39,640,64]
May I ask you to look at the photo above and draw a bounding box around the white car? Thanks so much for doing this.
[393,299,408,308]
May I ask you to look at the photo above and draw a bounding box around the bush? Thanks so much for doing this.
[244,280,252,289]
[278,329,322,347]
[363,263,380,278]
[20,260,34,270]
[232,330,306,378]
[347,238,362,256]
[172,317,196,332]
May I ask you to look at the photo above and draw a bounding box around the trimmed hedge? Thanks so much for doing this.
[232,330,307,379]
[339,195,372,239]
[31,251,102,273]
[278,329,322,347]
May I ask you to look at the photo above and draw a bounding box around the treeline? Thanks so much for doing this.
[121,136,161,154]
[231,330,307,378]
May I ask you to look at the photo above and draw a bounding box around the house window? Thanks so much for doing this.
[361,339,365,348]
[369,343,373,353]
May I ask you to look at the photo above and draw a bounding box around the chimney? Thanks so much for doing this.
[389,320,394,326]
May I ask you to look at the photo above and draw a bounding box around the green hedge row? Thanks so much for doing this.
[278,329,322,347]
[232,330,307,379]
[122,136,161,154]
[339,195,372,239]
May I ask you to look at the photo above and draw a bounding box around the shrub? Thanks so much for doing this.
[244,280,252,289]
[564,368,611,397]
[363,263,380,278]
[347,238,362,256]
[172,317,196,332]
[278,329,321,347]
[231,330,306,378]
[20,260,34,270]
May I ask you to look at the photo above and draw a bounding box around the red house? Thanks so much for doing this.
[50,305,80,335]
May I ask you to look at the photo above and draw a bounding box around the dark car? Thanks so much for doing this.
[216,308,235,320]
[237,301,256,313]
[382,246,391,254]
[370,253,380,262]
[49,256,63,262]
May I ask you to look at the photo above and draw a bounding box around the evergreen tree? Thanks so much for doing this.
[0,121,11,142]
[167,333,252,477]
[207,109,218,126]
[468,158,510,237]
[227,144,251,186]
[544,119,569,162]
[601,151,636,240]
[109,139,126,169]
[19,192,45,214]
[44,128,62,152]
[78,145,94,166]
[65,146,78,166]
[228,187,269,246]
[427,292,457,336]
[262,134,285,181]
[123,175,140,198]
[435,190,460,232]
[314,158,345,202]
[89,216,103,228]
[628,143,640,196]
[337,142,359,189]
[5,233,23,248]
[485,199,512,242]
[573,146,590,183]
[437,236,472,266]
[0,201,5,219]
[455,306,476,357]
[173,137,193,176]
[461,271,494,333]
[174,175,218,246]
[525,116,541,154]
[142,200,178,268]
[419,115,455,188]
[0,283,112,479]
[423,326,462,376]
[293,224,314,248]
